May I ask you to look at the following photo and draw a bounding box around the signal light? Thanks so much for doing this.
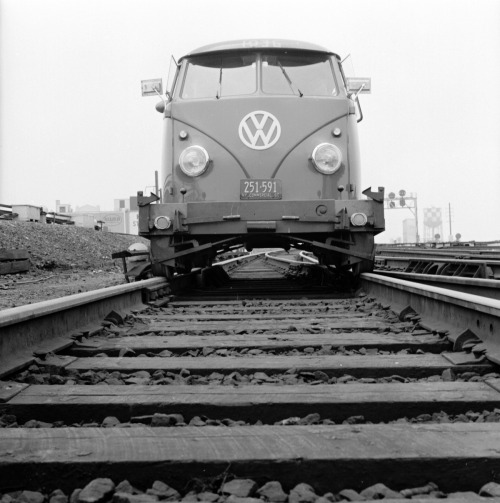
[400,198,406,207]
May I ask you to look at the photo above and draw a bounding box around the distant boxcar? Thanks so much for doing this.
[12,205,41,222]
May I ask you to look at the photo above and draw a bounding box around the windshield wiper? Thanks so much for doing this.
[277,60,303,97]
[216,59,223,99]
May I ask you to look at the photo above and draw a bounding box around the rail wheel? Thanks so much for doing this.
[352,259,374,278]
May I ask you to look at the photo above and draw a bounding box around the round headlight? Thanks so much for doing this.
[179,146,209,177]
[311,143,342,175]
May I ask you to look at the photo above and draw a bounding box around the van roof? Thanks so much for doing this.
[182,39,339,60]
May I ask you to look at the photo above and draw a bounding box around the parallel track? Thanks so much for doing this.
[374,244,500,279]
[2,257,500,499]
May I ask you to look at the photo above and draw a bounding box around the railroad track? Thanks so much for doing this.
[373,270,500,301]
[372,245,500,300]
[2,257,500,500]
[282,250,500,300]
[377,242,500,256]
[374,244,500,280]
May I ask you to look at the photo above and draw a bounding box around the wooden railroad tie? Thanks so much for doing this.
[0,249,30,275]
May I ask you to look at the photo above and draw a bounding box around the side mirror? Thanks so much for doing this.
[346,77,371,95]
[141,78,163,97]
[346,78,371,123]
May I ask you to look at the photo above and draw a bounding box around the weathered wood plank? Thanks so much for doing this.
[0,382,29,403]
[1,424,500,492]
[135,313,379,322]
[169,299,355,307]
[0,337,76,380]
[7,381,500,424]
[138,320,390,332]
[70,333,448,355]
[165,305,350,313]
[66,354,492,377]
[0,259,30,275]
[0,249,29,261]
[485,378,500,393]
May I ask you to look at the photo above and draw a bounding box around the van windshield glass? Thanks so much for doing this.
[181,54,257,99]
[262,53,337,96]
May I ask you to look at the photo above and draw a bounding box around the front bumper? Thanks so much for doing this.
[139,199,385,237]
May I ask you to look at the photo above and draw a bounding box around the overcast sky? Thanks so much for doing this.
[1,0,499,242]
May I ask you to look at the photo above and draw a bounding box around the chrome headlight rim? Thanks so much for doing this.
[178,145,210,177]
[154,215,172,230]
[350,212,368,227]
[311,142,342,175]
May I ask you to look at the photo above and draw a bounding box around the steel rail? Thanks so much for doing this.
[377,242,500,253]
[379,254,500,265]
[374,270,500,300]
[214,250,263,266]
[377,255,500,264]
[376,248,500,257]
[376,254,500,280]
[361,272,500,364]
[377,255,500,267]
[0,278,168,378]
[265,251,313,266]
[299,251,319,263]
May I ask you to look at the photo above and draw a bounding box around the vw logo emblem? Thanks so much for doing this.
[238,111,281,150]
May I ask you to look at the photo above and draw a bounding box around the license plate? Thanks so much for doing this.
[240,179,282,200]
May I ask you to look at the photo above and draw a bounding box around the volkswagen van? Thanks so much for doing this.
[138,39,385,277]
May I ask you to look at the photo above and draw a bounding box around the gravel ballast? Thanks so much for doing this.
[0,221,148,308]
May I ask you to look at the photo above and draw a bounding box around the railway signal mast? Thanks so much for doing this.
[385,190,420,243]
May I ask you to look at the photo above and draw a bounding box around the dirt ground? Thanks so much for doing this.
[0,220,149,309]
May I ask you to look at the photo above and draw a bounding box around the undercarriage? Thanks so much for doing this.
[137,188,384,278]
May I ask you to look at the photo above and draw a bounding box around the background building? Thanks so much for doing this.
[402,218,417,243]
[75,204,100,212]
[55,200,72,213]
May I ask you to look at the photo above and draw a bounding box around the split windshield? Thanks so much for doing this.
[180,52,337,99]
